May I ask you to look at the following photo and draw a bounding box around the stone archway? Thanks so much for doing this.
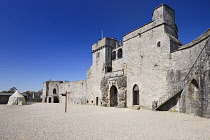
[189,79,199,100]
[110,85,118,107]
[133,85,139,105]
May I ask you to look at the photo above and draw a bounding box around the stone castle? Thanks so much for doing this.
[42,4,210,118]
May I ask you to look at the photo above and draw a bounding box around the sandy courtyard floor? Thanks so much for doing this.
[0,103,210,140]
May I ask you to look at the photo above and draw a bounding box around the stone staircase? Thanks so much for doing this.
[153,37,210,110]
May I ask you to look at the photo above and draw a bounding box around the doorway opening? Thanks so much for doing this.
[133,85,139,105]
[96,97,99,105]
[189,79,199,100]
[49,97,51,103]
[110,85,118,107]
[54,97,59,103]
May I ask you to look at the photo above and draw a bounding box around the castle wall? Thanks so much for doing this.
[86,37,118,106]
[123,25,172,109]
[178,38,210,118]
[159,31,210,116]
[42,81,62,103]
[41,4,210,118]
[48,81,61,96]
[86,64,107,106]
[168,34,210,87]
[59,80,87,104]
[112,58,124,72]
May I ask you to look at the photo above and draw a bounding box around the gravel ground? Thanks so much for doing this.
[0,103,210,140]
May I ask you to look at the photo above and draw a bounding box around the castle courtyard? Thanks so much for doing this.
[0,103,210,140]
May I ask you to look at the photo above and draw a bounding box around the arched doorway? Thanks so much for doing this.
[133,85,139,105]
[117,49,122,58]
[110,85,118,107]
[189,79,199,99]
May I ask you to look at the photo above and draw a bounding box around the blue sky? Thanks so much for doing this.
[0,0,209,92]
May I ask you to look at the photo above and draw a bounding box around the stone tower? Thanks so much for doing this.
[152,4,178,38]
[92,37,118,73]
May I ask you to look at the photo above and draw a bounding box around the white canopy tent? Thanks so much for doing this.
[7,90,26,105]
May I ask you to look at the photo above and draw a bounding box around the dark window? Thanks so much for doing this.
[118,49,122,58]
[49,97,51,103]
[157,41,161,47]
[96,97,99,105]
[106,66,112,72]
[112,51,116,60]
[53,88,56,94]
[54,97,59,103]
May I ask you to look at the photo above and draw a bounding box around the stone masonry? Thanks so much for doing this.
[42,4,210,118]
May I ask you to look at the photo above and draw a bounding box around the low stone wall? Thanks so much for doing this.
[59,80,87,105]
[27,98,42,102]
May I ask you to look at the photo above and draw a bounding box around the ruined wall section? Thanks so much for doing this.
[48,81,62,96]
[42,81,63,103]
[59,80,87,104]
[42,81,62,99]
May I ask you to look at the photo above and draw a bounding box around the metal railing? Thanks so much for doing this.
[153,37,210,110]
